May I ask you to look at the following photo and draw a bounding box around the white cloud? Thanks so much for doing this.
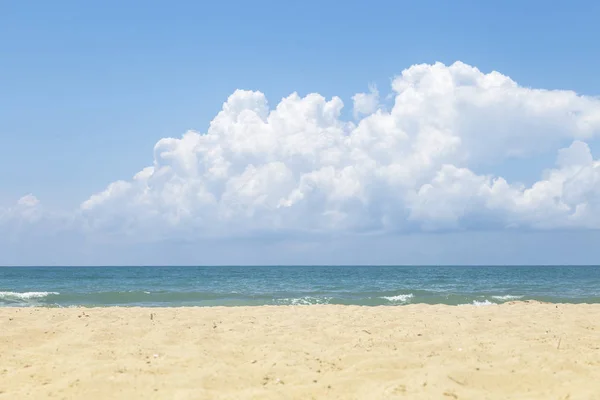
[16,194,40,208]
[0,195,80,249]
[352,84,380,119]
[0,194,42,225]
[405,141,600,231]
[79,61,600,237]
[7,61,600,241]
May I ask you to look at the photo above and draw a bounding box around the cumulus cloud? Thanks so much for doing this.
[405,140,600,231]
[0,195,80,247]
[352,84,380,119]
[0,194,42,224]
[14,61,600,240]
[0,195,43,245]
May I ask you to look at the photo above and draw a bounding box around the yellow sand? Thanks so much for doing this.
[1,303,599,399]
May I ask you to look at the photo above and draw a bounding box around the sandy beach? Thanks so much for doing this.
[1,302,599,399]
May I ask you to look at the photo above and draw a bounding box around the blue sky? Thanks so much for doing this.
[2,0,600,265]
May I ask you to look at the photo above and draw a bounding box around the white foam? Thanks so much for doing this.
[380,294,414,303]
[0,291,59,300]
[491,295,523,301]
[279,296,332,305]
[471,300,496,306]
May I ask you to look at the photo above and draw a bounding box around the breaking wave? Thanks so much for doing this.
[0,291,60,305]
[380,294,414,303]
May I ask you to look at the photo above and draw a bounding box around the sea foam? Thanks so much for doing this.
[491,295,523,301]
[0,291,59,300]
[380,294,414,303]
[471,300,496,306]
[279,296,332,305]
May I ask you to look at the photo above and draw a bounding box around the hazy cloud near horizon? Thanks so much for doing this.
[2,61,600,262]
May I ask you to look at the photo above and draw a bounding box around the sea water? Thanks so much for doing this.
[1,265,599,307]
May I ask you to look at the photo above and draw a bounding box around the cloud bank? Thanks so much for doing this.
[4,62,600,242]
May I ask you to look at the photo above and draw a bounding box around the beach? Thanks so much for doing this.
[1,302,599,399]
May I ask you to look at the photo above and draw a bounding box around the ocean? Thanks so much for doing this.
[1,265,599,307]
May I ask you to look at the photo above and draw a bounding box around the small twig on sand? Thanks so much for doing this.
[363,330,372,335]
[448,375,466,386]
[557,338,562,350]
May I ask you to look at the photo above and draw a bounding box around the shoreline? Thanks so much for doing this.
[2,303,600,399]
[0,299,590,308]
[4,299,567,310]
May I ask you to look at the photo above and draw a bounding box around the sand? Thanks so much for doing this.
[1,303,599,399]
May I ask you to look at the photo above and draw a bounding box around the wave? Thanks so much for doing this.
[0,291,59,300]
[0,289,590,307]
[491,295,523,301]
[276,296,332,305]
[470,300,496,306]
[459,296,523,306]
[380,294,414,303]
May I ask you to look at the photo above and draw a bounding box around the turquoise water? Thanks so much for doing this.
[1,266,600,307]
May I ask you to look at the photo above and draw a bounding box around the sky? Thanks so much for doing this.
[2,0,600,265]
